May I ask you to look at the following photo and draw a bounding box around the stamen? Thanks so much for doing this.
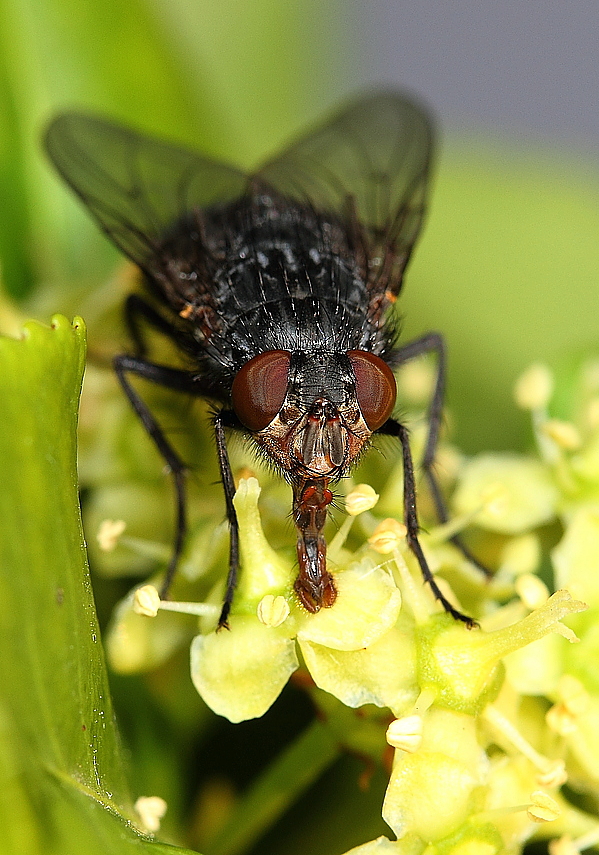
[542,419,582,451]
[257,594,290,627]
[134,796,167,834]
[345,483,379,516]
[133,585,219,619]
[514,364,554,411]
[368,519,407,553]
[97,519,126,552]
[386,715,423,752]
[527,791,561,823]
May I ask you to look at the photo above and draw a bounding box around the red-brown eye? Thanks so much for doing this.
[231,350,291,431]
[348,350,396,431]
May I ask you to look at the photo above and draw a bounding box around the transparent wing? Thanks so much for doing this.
[254,91,435,294]
[44,112,248,272]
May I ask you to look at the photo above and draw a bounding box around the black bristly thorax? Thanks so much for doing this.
[159,193,396,393]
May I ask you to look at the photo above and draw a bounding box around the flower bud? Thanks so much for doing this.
[514,364,553,411]
[133,584,160,617]
[345,484,379,516]
[97,518,126,551]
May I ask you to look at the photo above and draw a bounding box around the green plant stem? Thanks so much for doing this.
[208,720,340,855]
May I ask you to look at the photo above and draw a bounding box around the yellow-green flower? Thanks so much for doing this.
[100,355,599,853]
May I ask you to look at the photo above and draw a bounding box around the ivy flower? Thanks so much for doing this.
[101,354,599,854]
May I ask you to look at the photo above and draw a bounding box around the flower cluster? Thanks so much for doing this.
[97,355,599,854]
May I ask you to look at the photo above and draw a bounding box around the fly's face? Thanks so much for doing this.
[254,394,369,481]
[231,349,397,481]
[287,396,363,477]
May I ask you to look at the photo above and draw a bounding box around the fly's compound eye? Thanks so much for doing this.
[231,350,291,431]
[348,351,397,431]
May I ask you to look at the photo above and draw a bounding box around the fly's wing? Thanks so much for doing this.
[254,91,434,296]
[44,113,248,277]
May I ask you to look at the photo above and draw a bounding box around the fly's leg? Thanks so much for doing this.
[124,293,186,356]
[213,410,242,629]
[393,333,492,577]
[382,418,476,626]
[115,350,244,626]
[114,355,201,597]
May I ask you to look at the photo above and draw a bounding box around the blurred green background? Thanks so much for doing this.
[1,1,598,853]
[1,0,598,452]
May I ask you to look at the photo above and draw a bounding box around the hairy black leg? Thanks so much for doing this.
[393,333,492,577]
[114,353,246,622]
[124,293,187,356]
[114,355,201,596]
[382,418,476,626]
[393,333,446,469]
[213,410,243,629]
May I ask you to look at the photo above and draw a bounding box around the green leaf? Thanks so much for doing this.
[0,315,197,854]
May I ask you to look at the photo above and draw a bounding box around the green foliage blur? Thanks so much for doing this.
[2,0,598,450]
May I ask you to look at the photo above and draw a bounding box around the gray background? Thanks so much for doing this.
[330,2,599,451]
[346,1,599,149]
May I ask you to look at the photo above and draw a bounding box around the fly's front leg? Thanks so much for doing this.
[393,333,448,517]
[114,355,200,597]
[213,410,242,630]
[382,418,476,626]
[116,354,243,627]
[394,333,491,577]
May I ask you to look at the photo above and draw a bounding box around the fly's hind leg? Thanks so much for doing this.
[213,410,243,630]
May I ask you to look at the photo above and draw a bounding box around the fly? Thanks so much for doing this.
[45,92,485,629]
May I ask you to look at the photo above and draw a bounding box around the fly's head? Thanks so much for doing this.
[231,347,397,614]
[231,349,397,479]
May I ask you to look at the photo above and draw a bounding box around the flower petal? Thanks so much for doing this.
[299,626,417,715]
[190,615,298,722]
[453,454,558,534]
[296,558,402,651]
[383,750,478,840]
